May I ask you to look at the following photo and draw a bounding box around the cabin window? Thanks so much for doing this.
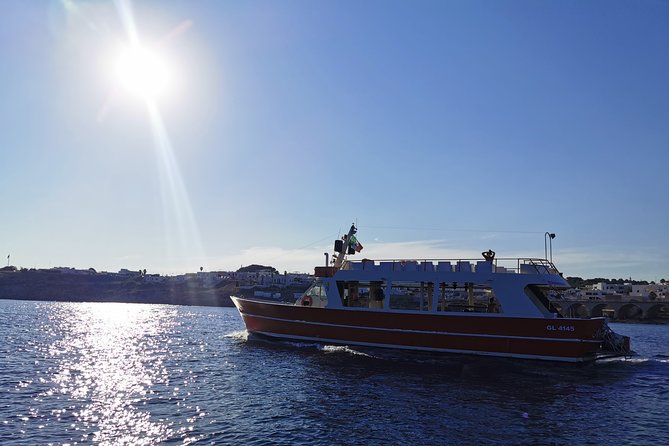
[303,281,328,306]
[337,281,385,309]
[525,285,561,315]
[435,282,499,313]
[389,282,433,311]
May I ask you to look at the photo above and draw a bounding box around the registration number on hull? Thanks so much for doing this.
[546,325,575,332]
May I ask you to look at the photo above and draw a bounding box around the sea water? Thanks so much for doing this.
[0,299,667,445]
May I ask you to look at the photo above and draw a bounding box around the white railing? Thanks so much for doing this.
[343,258,561,275]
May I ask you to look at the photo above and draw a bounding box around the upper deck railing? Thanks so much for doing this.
[338,257,561,275]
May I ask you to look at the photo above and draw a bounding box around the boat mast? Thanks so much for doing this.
[333,223,357,269]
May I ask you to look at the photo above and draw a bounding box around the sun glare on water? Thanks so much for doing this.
[115,45,170,100]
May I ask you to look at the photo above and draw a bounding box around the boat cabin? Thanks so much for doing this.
[303,257,568,319]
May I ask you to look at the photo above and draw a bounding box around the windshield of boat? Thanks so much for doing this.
[303,281,328,306]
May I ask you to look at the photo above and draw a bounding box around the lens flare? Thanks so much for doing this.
[111,0,206,271]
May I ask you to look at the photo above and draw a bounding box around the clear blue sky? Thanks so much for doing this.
[1,1,668,281]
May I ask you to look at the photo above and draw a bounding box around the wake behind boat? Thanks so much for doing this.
[232,224,632,362]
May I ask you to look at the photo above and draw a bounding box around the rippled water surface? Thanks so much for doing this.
[0,300,667,445]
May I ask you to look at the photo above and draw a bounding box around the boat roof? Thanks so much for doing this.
[317,257,564,282]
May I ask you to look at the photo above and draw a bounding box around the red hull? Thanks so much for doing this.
[232,297,608,362]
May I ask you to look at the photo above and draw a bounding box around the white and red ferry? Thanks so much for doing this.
[232,224,631,362]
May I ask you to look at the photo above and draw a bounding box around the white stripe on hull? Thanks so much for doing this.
[243,312,601,345]
[251,330,590,363]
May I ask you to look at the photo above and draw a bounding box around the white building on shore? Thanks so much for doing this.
[630,284,668,300]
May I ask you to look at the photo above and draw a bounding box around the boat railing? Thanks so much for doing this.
[520,258,561,275]
[341,258,561,275]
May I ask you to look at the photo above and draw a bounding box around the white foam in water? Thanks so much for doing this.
[597,355,651,366]
[623,356,650,364]
[267,339,374,358]
[319,344,374,357]
[224,330,248,341]
[281,340,322,349]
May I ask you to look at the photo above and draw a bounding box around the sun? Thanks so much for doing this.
[115,45,170,100]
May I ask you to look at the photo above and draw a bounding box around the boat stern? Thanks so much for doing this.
[601,324,632,357]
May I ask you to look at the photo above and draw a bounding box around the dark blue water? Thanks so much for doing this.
[0,300,667,445]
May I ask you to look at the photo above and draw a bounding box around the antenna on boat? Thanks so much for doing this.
[544,232,556,262]
[332,222,358,269]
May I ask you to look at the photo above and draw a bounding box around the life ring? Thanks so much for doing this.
[301,295,312,306]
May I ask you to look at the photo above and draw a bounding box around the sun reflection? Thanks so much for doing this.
[45,303,179,444]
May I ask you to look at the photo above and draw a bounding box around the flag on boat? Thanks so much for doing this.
[349,235,363,252]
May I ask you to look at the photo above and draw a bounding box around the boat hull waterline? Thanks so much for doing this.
[232,297,609,362]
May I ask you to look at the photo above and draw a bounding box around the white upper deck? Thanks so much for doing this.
[313,257,570,318]
[340,257,563,277]
[316,224,568,317]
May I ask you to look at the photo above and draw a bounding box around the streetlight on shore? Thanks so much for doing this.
[544,232,556,262]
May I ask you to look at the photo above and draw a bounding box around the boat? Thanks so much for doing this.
[231,224,632,362]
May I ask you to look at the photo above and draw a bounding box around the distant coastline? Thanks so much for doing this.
[0,269,234,307]
[0,266,311,307]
